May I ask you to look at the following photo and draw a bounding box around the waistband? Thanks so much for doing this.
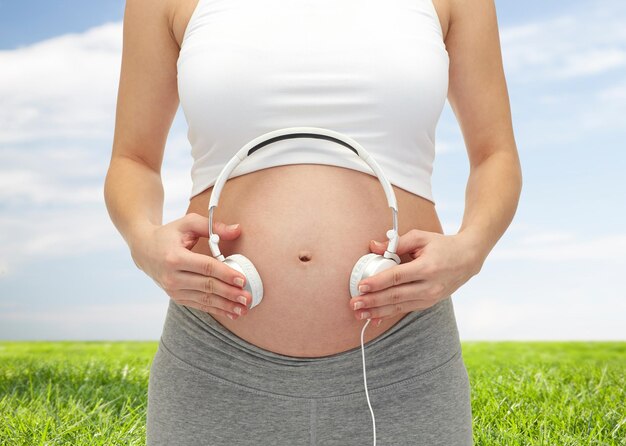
[159,295,462,399]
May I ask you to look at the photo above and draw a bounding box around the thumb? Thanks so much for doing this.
[369,229,430,256]
[213,220,242,241]
[178,212,242,241]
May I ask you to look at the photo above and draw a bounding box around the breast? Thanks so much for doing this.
[177,0,449,203]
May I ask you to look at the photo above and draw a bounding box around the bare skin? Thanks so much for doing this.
[105,0,521,357]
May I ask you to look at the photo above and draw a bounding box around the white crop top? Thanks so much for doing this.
[177,0,449,204]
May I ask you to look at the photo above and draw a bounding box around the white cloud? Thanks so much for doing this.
[0,22,123,143]
[1,6,625,342]
[500,8,626,82]
[578,79,626,132]
[517,231,576,244]
[491,231,626,261]
[555,48,626,78]
[0,260,9,278]
[0,165,103,205]
[0,207,124,277]
[0,23,127,276]
[0,301,169,340]
[598,81,626,101]
[455,294,626,340]
[434,138,460,155]
[450,223,626,340]
[489,5,626,148]
[0,22,193,277]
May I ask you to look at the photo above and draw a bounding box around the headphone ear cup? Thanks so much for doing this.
[349,253,399,298]
[350,253,380,298]
[223,253,264,309]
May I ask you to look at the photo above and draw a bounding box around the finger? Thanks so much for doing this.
[370,318,383,327]
[356,260,428,294]
[178,212,210,238]
[178,212,242,241]
[350,282,431,319]
[176,270,252,307]
[367,317,381,327]
[177,249,247,289]
[353,303,396,320]
[210,220,244,241]
[351,282,430,320]
[356,300,432,320]
[172,290,248,318]
[351,281,429,312]
[369,229,431,256]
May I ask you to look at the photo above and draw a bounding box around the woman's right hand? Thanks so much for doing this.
[129,212,251,320]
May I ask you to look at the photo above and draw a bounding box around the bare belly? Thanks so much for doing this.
[184,164,444,357]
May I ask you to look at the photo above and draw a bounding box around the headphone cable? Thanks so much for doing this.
[361,318,376,446]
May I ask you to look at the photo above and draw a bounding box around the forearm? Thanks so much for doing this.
[456,149,523,272]
[104,154,164,251]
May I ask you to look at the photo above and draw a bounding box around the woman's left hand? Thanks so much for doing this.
[349,229,484,326]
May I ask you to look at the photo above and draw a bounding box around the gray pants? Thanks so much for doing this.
[147,295,473,445]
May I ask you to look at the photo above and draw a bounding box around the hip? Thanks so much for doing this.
[147,295,473,445]
[157,293,464,398]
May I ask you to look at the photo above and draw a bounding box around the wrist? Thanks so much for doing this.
[454,228,490,275]
[127,221,159,256]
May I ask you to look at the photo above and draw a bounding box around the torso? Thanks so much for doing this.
[169,0,451,358]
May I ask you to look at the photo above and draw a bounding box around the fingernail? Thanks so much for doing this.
[376,320,382,327]
[234,277,245,287]
[237,295,247,306]
[227,223,240,230]
[359,284,370,293]
[227,313,236,320]
[233,307,242,315]
[360,311,371,320]
[353,301,364,310]
[371,240,383,247]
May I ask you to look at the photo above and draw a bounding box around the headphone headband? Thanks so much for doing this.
[207,126,400,262]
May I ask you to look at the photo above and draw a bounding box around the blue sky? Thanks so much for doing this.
[1,0,625,340]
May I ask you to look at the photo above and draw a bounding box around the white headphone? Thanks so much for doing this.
[207,126,402,309]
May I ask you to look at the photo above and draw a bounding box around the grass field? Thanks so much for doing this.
[0,341,624,445]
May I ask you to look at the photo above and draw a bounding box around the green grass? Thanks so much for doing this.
[463,342,625,445]
[0,341,624,445]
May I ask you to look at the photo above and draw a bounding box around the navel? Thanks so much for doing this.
[298,250,313,263]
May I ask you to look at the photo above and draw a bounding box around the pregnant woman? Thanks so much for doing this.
[104,0,521,444]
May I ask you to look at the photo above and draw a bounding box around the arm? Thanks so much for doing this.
[104,0,251,319]
[104,0,179,251]
[446,0,523,272]
[347,0,522,322]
